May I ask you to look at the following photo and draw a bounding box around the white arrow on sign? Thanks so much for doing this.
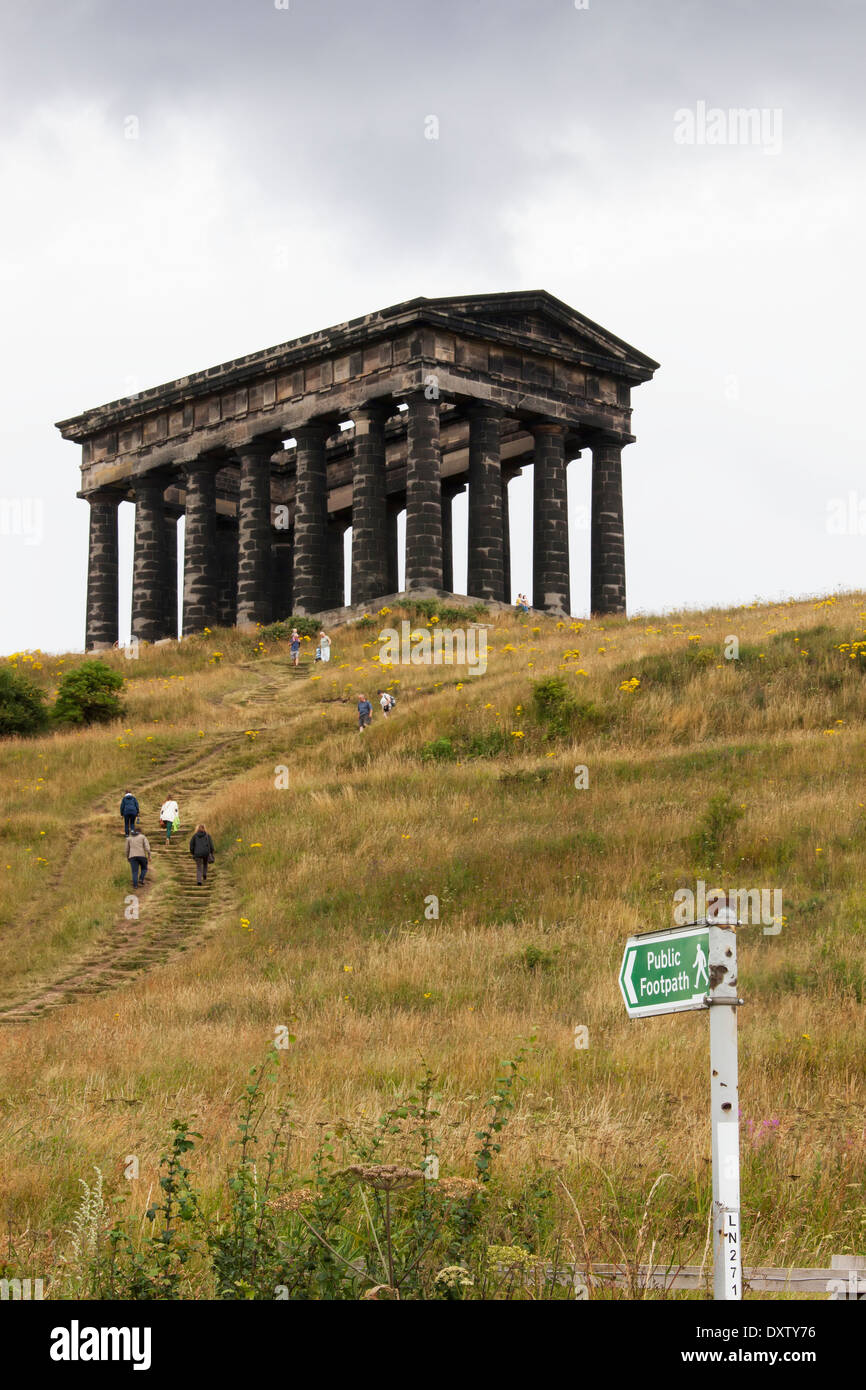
[623,949,637,1005]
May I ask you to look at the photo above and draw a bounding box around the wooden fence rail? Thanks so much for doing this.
[537,1254,865,1297]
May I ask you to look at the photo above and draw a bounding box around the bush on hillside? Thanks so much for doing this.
[531,675,608,740]
[403,599,490,624]
[53,659,125,726]
[421,736,456,762]
[420,728,509,762]
[0,666,49,738]
[690,792,745,866]
[260,616,321,641]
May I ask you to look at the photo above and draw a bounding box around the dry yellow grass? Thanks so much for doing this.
[1,592,864,1286]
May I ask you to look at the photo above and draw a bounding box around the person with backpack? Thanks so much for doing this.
[120,790,139,835]
[378,689,396,717]
[357,695,372,732]
[126,825,151,887]
[290,629,301,667]
[189,823,215,885]
[159,795,179,845]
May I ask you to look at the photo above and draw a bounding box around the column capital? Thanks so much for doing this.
[464,399,504,420]
[530,418,568,438]
[182,453,223,481]
[587,430,632,452]
[395,387,442,410]
[234,437,278,463]
[131,467,174,495]
[351,398,393,425]
[81,486,123,507]
[293,419,330,447]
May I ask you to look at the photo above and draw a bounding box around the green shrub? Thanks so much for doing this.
[53,660,124,726]
[403,599,489,624]
[520,945,557,971]
[0,666,49,738]
[421,736,456,762]
[464,728,508,758]
[260,615,320,641]
[690,792,744,865]
[531,676,608,740]
[531,675,575,736]
[420,729,508,762]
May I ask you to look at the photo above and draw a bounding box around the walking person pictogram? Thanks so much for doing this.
[693,940,709,989]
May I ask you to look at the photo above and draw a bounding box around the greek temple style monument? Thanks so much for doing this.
[56,292,658,650]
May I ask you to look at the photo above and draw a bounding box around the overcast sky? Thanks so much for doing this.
[1,0,863,654]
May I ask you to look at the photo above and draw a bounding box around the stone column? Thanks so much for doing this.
[236,441,274,628]
[501,470,513,604]
[271,526,293,620]
[293,422,328,613]
[162,506,180,640]
[466,404,505,602]
[351,404,389,606]
[590,436,627,615]
[325,517,346,608]
[84,491,120,651]
[531,422,570,614]
[404,394,443,591]
[216,515,239,627]
[385,495,402,594]
[182,460,219,635]
[131,474,169,644]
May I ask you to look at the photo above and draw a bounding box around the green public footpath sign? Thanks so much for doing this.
[619,925,711,1019]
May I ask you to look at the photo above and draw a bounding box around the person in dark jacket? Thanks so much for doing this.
[189,823,215,885]
[120,790,139,835]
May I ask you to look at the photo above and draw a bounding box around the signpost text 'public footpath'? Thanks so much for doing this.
[619,903,742,1300]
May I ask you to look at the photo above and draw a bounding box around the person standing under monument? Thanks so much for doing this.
[290,629,301,667]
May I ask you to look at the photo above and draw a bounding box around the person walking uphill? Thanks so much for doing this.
[159,795,179,845]
[357,694,372,732]
[126,826,151,887]
[120,790,139,836]
[290,629,301,667]
[189,823,215,885]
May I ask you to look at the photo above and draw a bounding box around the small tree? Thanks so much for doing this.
[53,659,125,726]
[0,666,49,738]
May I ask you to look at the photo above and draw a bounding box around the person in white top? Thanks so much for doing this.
[318,631,331,662]
[159,796,179,845]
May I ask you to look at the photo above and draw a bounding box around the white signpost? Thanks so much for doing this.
[619,909,742,1301]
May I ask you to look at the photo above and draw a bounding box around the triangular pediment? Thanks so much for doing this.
[419,291,659,376]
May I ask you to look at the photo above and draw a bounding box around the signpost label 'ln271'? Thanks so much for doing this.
[619,925,711,1018]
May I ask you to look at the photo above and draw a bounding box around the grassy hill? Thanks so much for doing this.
[1,592,864,1298]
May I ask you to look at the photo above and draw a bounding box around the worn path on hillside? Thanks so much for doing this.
[0,657,310,1025]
